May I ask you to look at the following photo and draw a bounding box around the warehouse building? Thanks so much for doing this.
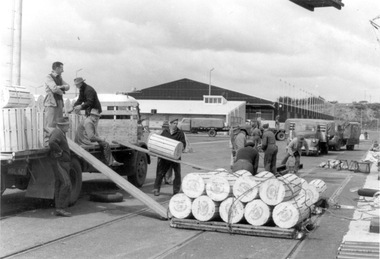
[129,78,275,128]
[129,78,334,125]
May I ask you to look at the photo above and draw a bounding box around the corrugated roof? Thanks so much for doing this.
[129,78,274,106]
[138,99,246,115]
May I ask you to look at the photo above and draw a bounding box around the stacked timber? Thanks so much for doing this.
[170,171,327,229]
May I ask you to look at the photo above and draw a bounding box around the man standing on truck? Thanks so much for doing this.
[153,119,186,196]
[49,117,72,217]
[44,61,70,129]
[75,109,122,167]
[261,123,278,174]
[72,77,102,117]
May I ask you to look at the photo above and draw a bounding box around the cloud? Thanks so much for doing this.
[1,0,379,103]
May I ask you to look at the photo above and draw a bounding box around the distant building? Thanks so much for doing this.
[137,95,246,129]
[129,78,275,123]
[129,78,333,126]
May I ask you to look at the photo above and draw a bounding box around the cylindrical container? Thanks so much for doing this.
[272,198,311,229]
[278,174,302,197]
[244,199,272,226]
[233,175,259,203]
[169,193,193,219]
[253,171,276,184]
[232,169,252,177]
[219,197,245,224]
[206,174,237,201]
[0,86,32,108]
[182,172,216,198]
[192,195,220,221]
[309,179,327,196]
[259,178,295,206]
[147,133,183,159]
[299,183,319,207]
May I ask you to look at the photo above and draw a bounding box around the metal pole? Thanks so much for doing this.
[208,68,214,95]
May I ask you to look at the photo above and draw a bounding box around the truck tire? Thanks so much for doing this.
[208,129,217,137]
[69,158,82,205]
[89,192,124,203]
[276,131,286,141]
[128,152,148,187]
[347,145,354,150]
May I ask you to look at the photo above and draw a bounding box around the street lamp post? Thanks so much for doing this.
[208,68,214,96]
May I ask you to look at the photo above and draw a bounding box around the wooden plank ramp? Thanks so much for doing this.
[68,139,168,219]
[170,218,304,239]
[113,140,215,172]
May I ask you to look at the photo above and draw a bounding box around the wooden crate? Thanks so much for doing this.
[1,108,44,152]
[98,119,138,144]
[170,218,304,239]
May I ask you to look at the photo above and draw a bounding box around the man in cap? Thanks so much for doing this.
[281,134,309,173]
[44,61,70,129]
[153,118,186,196]
[75,108,122,166]
[261,123,278,173]
[72,77,102,117]
[230,124,251,167]
[49,117,72,217]
[232,142,259,175]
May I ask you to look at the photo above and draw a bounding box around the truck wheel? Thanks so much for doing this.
[347,145,354,150]
[208,129,217,137]
[69,158,82,205]
[276,131,286,141]
[128,152,148,187]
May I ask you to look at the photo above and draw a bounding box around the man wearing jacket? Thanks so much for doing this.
[281,135,309,173]
[44,61,70,129]
[75,109,122,167]
[153,119,186,196]
[261,123,278,173]
[72,77,102,116]
[49,117,72,217]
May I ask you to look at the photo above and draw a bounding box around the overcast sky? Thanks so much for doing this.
[1,0,379,103]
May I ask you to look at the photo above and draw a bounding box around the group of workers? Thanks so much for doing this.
[44,61,186,216]
[230,120,308,177]
[45,61,118,217]
[44,61,309,217]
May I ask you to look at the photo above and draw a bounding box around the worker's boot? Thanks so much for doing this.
[55,209,72,217]
[153,189,160,196]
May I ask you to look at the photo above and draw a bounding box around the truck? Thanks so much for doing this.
[178,117,230,137]
[0,92,150,204]
[328,121,361,151]
[260,120,286,141]
[284,118,335,155]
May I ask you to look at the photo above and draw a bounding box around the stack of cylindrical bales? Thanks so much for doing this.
[169,170,326,229]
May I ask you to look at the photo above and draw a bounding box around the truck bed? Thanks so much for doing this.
[0,143,127,162]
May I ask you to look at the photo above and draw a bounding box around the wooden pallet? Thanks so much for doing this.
[170,218,305,239]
